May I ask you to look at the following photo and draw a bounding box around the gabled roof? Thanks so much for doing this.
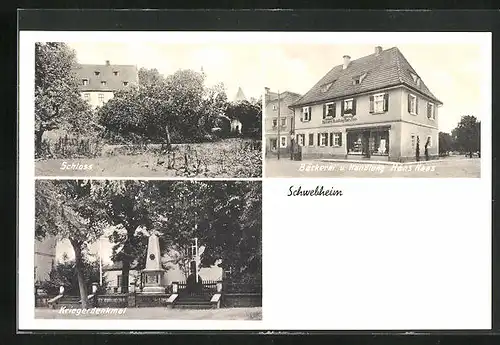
[291,47,442,107]
[267,90,302,103]
[74,63,139,92]
[234,87,247,102]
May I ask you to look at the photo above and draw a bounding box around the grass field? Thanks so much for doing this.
[36,138,262,178]
[35,307,262,320]
[265,156,481,178]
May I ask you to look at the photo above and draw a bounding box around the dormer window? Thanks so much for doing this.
[113,71,119,76]
[123,81,129,86]
[101,81,107,86]
[410,72,421,86]
[321,82,333,93]
[94,71,100,76]
[82,78,89,86]
[352,73,367,85]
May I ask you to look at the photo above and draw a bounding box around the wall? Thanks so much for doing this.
[34,236,56,282]
[222,293,262,308]
[400,122,439,161]
[104,269,140,293]
[400,88,440,128]
[294,88,404,132]
[81,91,114,109]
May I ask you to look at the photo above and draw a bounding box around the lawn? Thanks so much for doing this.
[35,138,262,178]
[35,307,262,320]
[265,156,481,178]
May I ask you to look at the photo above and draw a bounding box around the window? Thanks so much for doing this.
[98,93,104,105]
[82,78,89,86]
[281,117,287,127]
[280,136,287,148]
[320,133,328,147]
[408,94,417,115]
[324,102,336,118]
[426,136,432,148]
[353,77,360,85]
[270,138,277,151]
[308,133,314,146]
[94,71,100,76]
[101,80,107,86]
[411,135,416,149]
[113,71,119,76]
[117,275,122,287]
[410,72,418,83]
[342,98,356,116]
[333,133,341,147]
[427,102,435,120]
[272,118,278,129]
[321,82,333,92]
[302,107,311,121]
[297,134,305,146]
[373,93,385,113]
[272,104,278,111]
[123,81,129,86]
[83,93,90,101]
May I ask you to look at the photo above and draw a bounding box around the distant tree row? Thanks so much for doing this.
[439,115,481,157]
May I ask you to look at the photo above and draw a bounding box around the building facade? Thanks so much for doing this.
[290,46,442,162]
[34,236,57,283]
[264,88,302,156]
[74,60,139,108]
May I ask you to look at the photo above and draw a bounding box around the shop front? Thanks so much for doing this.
[346,126,390,160]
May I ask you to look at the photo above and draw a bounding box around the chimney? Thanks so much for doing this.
[105,60,110,66]
[342,55,351,70]
[374,46,383,56]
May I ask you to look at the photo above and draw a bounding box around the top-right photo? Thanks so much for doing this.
[264,40,488,178]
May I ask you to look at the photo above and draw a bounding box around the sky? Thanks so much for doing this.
[261,43,486,133]
[68,42,265,102]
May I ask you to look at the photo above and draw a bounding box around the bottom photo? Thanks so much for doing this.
[34,179,262,320]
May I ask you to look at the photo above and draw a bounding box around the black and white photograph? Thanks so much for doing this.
[34,41,262,178]
[34,179,262,320]
[264,41,487,178]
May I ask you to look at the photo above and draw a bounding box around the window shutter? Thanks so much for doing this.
[329,133,334,146]
[433,104,436,119]
[317,133,320,146]
[341,100,344,116]
[415,97,419,114]
[427,103,431,118]
[352,99,357,115]
[407,94,411,113]
[369,95,374,113]
[384,93,389,112]
[338,132,343,147]
[323,104,326,119]
[308,107,312,120]
[300,108,303,122]
[333,102,336,118]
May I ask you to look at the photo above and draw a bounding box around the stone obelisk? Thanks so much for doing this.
[142,233,165,294]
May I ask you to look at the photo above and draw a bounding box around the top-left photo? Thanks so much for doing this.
[32,41,262,178]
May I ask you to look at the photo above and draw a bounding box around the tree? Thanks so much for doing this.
[35,180,108,307]
[226,100,262,139]
[99,69,225,145]
[438,132,454,156]
[41,256,108,296]
[452,115,480,158]
[35,42,95,156]
[93,180,160,293]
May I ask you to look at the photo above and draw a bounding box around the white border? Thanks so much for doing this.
[19,31,492,331]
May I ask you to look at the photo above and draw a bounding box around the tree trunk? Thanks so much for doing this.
[121,258,130,294]
[35,129,44,157]
[165,124,172,151]
[70,238,89,308]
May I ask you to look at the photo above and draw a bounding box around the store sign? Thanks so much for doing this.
[322,116,357,124]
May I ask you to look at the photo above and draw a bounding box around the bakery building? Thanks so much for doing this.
[290,46,442,162]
